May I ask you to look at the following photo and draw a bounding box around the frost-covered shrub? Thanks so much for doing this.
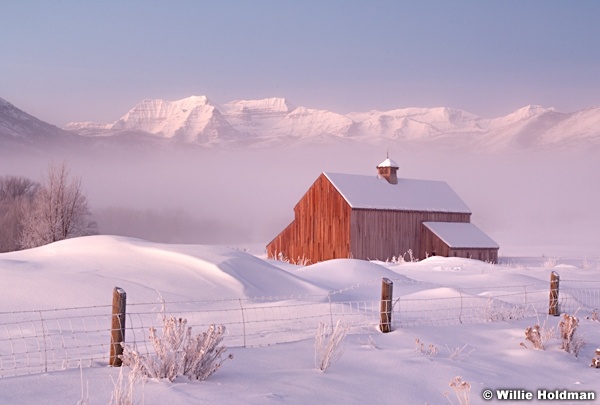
[444,376,471,405]
[181,323,233,380]
[272,251,311,265]
[447,344,474,361]
[542,256,559,268]
[76,364,90,405]
[559,313,585,357]
[294,255,311,266]
[357,335,379,350]
[404,249,418,262]
[78,365,144,405]
[108,367,143,405]
[520,321,555,351]
[581,257,591,270]
[314,319,349,372]
[585,309,599,322]
[120,316,232,382]
[415,338,438,357]
[386,255,405,264]
[485,298,525,322]
[523,324,544,349]
[590,348,600,368]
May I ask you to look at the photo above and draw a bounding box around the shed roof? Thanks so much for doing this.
[323,173,471,213]
[423,222,499,249]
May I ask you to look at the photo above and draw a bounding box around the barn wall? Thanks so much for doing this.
[266,174,351,264]
[350,210,470,261]
[266,220,296,260]
[420,226,450,258]
[448,248,498,263]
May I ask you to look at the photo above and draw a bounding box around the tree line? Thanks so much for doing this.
[0,162,96,253]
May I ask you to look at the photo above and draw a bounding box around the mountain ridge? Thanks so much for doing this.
[0,97,80,152]
[3,95,599,151]
[66,96,600,150]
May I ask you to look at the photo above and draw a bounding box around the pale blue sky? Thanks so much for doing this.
[1,0,599,126]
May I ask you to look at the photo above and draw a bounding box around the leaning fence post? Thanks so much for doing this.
[380,278,393,333]
[549,271,560,316]
[109,287,127,366]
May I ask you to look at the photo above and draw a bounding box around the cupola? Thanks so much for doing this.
[376,156,399,184]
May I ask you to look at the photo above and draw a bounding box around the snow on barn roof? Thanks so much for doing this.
[423,222,499,249]
[323,173,471,213]
[377,158,399,168]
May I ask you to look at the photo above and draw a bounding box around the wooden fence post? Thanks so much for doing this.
[549,271,560,316]
[380,278,393,333]
[109,287,127,366]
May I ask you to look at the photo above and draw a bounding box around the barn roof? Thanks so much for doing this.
[323,173,472,213]
[423,222,499,249]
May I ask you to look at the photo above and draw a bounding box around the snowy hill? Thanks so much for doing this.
[0,235,325,309]
[0,235,599,404]
[66,96,600,150]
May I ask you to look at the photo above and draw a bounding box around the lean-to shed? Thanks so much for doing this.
[421,222,499,263]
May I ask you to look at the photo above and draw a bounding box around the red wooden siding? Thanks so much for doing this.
[266,173,351,264]
[350,210,471,261]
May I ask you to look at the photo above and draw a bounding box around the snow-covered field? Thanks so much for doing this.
[1,235,599,404]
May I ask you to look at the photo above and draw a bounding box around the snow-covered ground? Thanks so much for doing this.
[0,235,599,404]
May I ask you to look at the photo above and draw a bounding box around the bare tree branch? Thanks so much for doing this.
[20,161,96,249]
[0,176,40,252]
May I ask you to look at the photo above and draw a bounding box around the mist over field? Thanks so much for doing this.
[1,141,598,257]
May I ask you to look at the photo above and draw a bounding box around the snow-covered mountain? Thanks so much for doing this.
[3,94,599,151]
[0,97,77,152]
[65,96,600,150]
[110,96,240,143]
[220,97,294,133]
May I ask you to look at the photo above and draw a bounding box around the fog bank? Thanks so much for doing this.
[1,142,598,257]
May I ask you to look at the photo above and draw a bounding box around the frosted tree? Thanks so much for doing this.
[0,176,39,252]
[20,162,96,249]
[0,176,40,200]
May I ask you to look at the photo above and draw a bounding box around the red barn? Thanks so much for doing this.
[266,158,499,264]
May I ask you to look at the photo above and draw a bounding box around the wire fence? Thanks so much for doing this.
[0,306,113,377]
[1,276,599,378]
